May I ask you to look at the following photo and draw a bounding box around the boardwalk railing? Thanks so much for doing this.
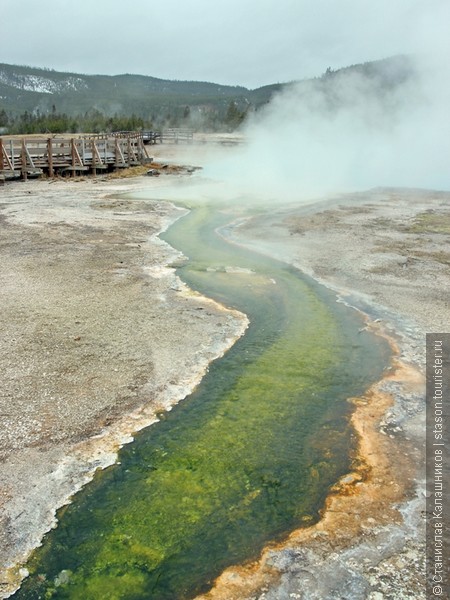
[0,133,150,180]
[141,130,162,144]
[161,128,193,144]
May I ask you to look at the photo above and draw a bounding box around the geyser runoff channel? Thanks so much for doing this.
[13,201,390,600]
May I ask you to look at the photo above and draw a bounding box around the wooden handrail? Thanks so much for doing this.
[0,132,150,179]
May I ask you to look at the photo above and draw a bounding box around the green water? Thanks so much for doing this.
[13,203,389,600]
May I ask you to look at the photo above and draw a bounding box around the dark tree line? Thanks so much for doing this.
[0,101,249,135]
[0,109,147,135]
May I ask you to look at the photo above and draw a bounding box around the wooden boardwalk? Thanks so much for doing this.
[0,132,150,180]
[161,128,193,144]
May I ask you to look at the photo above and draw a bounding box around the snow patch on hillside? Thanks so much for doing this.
[0,71,88,94]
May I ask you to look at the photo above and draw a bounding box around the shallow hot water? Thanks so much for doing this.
[13,202,390,599]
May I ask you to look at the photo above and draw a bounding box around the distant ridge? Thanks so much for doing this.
[0,55,416,129]
[0,63,254,119]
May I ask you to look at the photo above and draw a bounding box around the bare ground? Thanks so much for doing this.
[0,174,247,597]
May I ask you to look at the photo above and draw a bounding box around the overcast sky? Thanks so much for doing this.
[2,0,449,88]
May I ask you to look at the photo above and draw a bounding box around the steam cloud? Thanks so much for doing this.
[205,52,450,203]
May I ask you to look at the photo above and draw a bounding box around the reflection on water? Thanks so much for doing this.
[13,202,389,600]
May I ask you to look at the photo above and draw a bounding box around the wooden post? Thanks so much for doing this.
[115,137,119,166]
[138,137,146,161]
[10,140,15,172]
[21,139,27,181]
[142,139,150,160]
[0,138,3,185]
[71,138,76,177]
[127,136,131,167]
[91,140,97,176]
[47,138,54,177]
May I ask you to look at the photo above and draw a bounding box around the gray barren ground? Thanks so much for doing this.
[0,177,246,596]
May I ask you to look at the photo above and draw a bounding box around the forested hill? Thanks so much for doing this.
[0,55,415,133]
[0,64,256,129]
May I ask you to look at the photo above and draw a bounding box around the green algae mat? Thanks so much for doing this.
[13,203,389,599]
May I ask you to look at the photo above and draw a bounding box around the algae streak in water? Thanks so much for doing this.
[13,204,389,600]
